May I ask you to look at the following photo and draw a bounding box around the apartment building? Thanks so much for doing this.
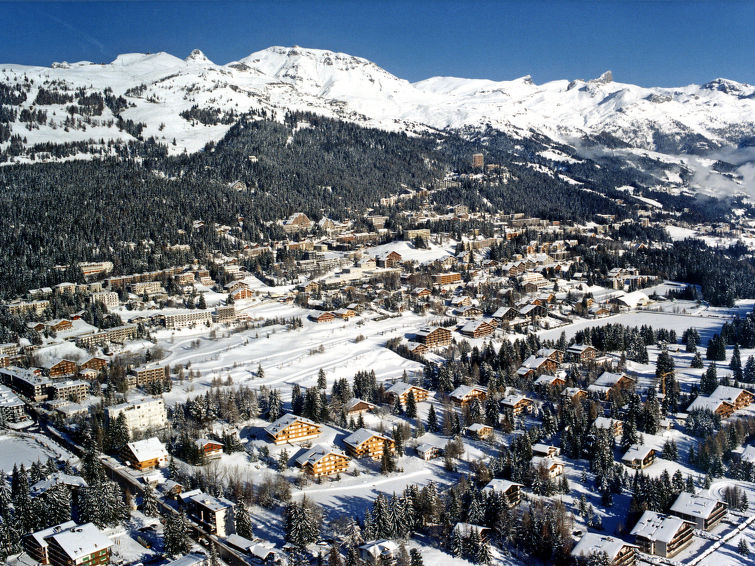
[0,367,51,402]
[24,522,112,566]
[414,326,452,348]
[0,383,27,423]
[449,384,488,407]
[48,380,89,403]
[75,324,137,348]
[264,413,322,445]
[134,365,168,387]
[296,445,351,477]
[91,291,119,310]
[104,397,167,436]
[630,511,694,558]
[432,272,462,286]
[385,382,431,406]
[164,311,212,329]
[131,281,163,296]
[571,534,637,566]
[4,300,50,317]
[343,428,394,460]
[669,493,727,531]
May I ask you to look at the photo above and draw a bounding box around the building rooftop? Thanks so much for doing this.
[263,413,319,436]
[571,533,636,561]
[670,492,723,519]
[630,511,688,543]
[343,428,389,448]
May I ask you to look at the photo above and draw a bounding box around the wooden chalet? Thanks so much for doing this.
[43,359,77,378]
[669,493,727,531]
[534,374,566,388]
[343,428,394,460]
[567,344,598,362]
[124,437,169,471]
[531,456,565,478]
[459,319,495,338]
[310,311,335,323]
[709,385,754,410]
[432,272,462,286]
[376,250,402,268]
[532,444,561,458]
[588,371,635,398]
[571,534,637,566]
[264,413,322,445]
[482,479,523,508]
[456,305,482,318]
[594,417,623,438]
[686,396,736,418]
[536,347,564,363]
[449,384,488,407]
[79,357,108,372]
[622,445,656,469]
[416,443,442,460]
[413,287,431,299]
[630,511,694,558]
[344,398,377,416]
[562,387,588,403]
[296,445,351,477]
[466,423,493,440]
[406,341,428,357]
[414,326,452,348]
[500,394,535,416]
[385,382,431,405]
[195,438,224,460]
[332,308,357,320]
[492,306,519,321]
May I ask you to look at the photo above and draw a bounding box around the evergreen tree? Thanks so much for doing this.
[235,503,254,539]
[737,538,749,557]
[328,542,343,566]
[405,391,417,419]
[701,363,719,395]
[409,548,424,566]
[257,363,264,379]
[706,334,726,361]
[730,343,743,382]
[141,484,159,517]
[691,351,705,368]
[163,511,191,557]
[318,368,327,390]
[381,440,395,474]
[427,404,438,432]
[450,529,463,557]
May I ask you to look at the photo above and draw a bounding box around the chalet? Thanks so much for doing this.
[459,319,495,338]
[79,357,107,372]
[594,417,623,438]
[406,341,428,357]
[532,444,561,458]
[521,355,558,374]
[612,291,650,310]
[669,492,727,531]
[376,250,402,268]
[282,212,312,233]
[466,422,493,440]
[450,384,488,407]
[567,344,598,362]
[492,306,519,321]
[519,304,546,319]
[332,308,357,320]
[455,306,482,319]
[343,428,394,460]
[195,438,224,460]
[432,272,462,286]
[385,382,431,405]
[531,456,565,478]
[450,295,472,308]
[571,534,637,566]
[226,282,254,301]
[30,473,87,498]
[534,374,566,388]
[622,445,656,469]
[589,304,612,318]
[588,372,635,398]
[264,413,322,445]
[416,443,442,460]
[124,437,169,470]
[536,348,564,363]
[709,385,754,410]
[686,395,735,418]
[24,521,112,566]
[414,326,452,348]
[344,398,377,416]
[413,287,431,299]
[482,479,522,507]
[296,444,351,477]
[310,311,335,323]
[43,359,77,378]
[500,394,535,416]
[453,522,493,542]
[188,491,235,537]
[562,387,588,402]
[630,511,694,558]
[359,540,398,563]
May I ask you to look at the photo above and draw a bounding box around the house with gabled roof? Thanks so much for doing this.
[482,479,523,508]
[344,398,376,416]
[459,319,494,338]
[500,393,535,416]
[124,437,169,470]
[385,382,431,405]
[588,371,634,398]
[567,344,598,362]
[449,384,487,407]
[630,511,694,558]
[571,533,637,566]
[622,445,655,469]
[534,374,566,388]
[24,521,112,566]
[343,428,394,460]
[669,492,727,531]
[264,413,322,445]
[296,444,351,477]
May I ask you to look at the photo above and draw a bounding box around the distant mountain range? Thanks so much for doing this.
[2,45,755,197]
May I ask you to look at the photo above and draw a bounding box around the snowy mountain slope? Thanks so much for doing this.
[2,45,754,194]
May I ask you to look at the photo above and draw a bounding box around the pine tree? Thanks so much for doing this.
[701,363,719,395]
[235,503,253,539]
[691,351,705,368]
[475,539,491,564]
[328,542,343,566]
[197,293,207,309]
[163,511,191,557]
[141,484,159,517]
[405,391,417,419]
[744,356,755,383]
[427,404,438,432]
[381,440,395,474]
[409,549,424,566]
[450,529,463,557]
[257,363,265,379]
[318,368,327,389]
[730,343,743,382]
[737,538,750,557]
[268,389,282,421]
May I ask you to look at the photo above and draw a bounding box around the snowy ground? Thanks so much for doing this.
[0,432,76,473]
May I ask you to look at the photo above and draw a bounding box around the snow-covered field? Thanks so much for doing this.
[0,433,75,473]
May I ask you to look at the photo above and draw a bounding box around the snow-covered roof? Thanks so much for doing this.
[467,423,491,432]
[593,416,620,429]
[359,540,398,558]
[263,413,318,435]
[571,533,636,560]
[687,396,730,413]
[343,428,389,448]
[669,492,723,519]
[45,522,112,560]
[709,385,752,403]
[531,456,563,470]
[344,398,376,411]
[622,444,654,462]
[295,444,348,466]
[190,492,234,512]
[126,437,168,463]
[630,511,688,543]
[593,371,631,387]
[165,553,207,566]
[534,374,562,386]
[386,382,426,395]
[460,319,491,333]
[482,479,522,493]
[453,522,488,536]
[450,384,487,399]
[30,472,87,497]
[742,444,755,464]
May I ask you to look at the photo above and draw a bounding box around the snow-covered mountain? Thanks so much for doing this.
[2,45,755,195]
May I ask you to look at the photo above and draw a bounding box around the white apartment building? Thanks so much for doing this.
[164,311,212,329]
[91,292,119,310]
[104,397,167,436]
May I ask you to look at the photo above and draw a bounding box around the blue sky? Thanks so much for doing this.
[2,1,753,87]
